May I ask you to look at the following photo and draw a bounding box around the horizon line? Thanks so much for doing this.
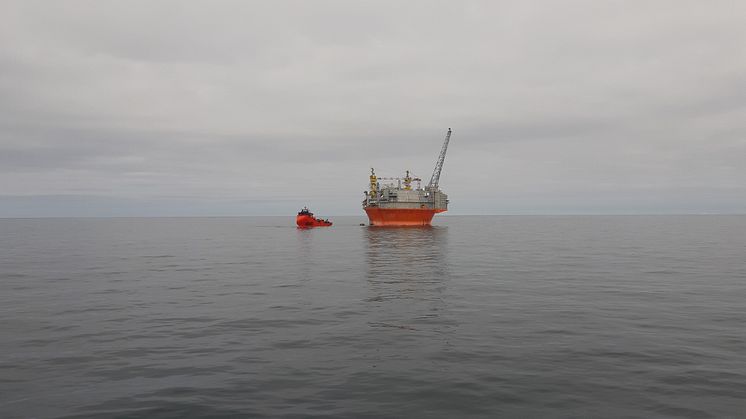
[2,212,746,220]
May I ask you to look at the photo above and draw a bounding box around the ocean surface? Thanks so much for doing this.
[1,215,745,418]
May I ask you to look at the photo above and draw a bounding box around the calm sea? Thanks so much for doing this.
[1,216,745,418]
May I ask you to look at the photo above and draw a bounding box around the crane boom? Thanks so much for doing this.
[427,128,452,191]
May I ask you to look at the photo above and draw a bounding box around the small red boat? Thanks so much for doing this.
[296,207,332,227]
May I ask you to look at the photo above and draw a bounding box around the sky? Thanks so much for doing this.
[1,1,745,217]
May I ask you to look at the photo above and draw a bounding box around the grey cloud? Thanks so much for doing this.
[1,1,745,216]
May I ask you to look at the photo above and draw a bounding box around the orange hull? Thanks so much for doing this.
[364,207,445,226]
[296,214,332,227]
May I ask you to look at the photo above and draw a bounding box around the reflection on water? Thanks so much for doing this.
[364,226,450,310]
[292,226,327,286]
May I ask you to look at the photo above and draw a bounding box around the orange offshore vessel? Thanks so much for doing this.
[363,128,452,226]
[296,207,332,227]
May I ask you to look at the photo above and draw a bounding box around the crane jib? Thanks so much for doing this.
[427,128,452,191]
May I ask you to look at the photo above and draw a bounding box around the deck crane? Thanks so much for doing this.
[427,128,452,191]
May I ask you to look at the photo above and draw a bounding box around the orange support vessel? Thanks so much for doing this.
[296,207,332,227]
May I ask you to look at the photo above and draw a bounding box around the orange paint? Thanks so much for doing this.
[296,213,332,227]
[364,207,445,226]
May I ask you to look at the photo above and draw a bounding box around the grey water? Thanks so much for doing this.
[1,216,745,418]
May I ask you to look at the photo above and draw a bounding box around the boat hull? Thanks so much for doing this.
[296,214,332,227]
[364,207,444,226]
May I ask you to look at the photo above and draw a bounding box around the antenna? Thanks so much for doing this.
[427,128,452,191]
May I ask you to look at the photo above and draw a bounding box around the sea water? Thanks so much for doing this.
[1,216,745,418]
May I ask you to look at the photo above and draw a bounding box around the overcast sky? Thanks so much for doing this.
[1,1,745,216]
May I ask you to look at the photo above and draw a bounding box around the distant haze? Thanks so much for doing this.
[1,1,745,217]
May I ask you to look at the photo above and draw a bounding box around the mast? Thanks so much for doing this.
[427,128,452,191]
